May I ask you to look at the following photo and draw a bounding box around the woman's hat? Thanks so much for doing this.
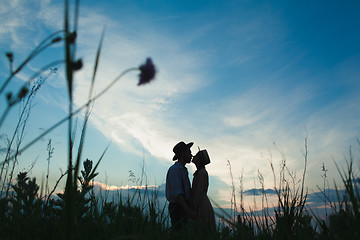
[172,141,194,160]
[198,149,210,165]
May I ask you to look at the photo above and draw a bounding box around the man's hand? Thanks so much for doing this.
[186,208,197,220]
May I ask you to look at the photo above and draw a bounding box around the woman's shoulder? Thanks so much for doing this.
[196,168,208,177]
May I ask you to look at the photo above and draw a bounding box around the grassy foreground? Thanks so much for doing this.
[0,153,359,239]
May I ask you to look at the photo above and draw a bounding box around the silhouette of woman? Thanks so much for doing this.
[191,149,216,229]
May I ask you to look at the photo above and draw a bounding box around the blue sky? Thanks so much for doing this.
[1,0,360,208]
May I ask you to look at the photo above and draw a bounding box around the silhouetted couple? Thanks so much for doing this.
[165,141,216,232]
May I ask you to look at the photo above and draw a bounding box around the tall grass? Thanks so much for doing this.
[312,145,360,239]
[215,140,359,240]
[0,163,171,239]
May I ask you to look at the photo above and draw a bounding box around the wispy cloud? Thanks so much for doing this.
[65,6,210,164]
[0,0,55,51]
[243,188,277,196]
[74,13,358,190]
[0,147,8,155]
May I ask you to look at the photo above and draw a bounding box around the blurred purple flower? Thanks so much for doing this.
[138,58,156,86]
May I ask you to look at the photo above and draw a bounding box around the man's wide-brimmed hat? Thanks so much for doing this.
[198,149,211,165]
[172,141,193,160]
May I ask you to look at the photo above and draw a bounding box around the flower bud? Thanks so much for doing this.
[6,92,12,102]
[52,37,62,43]
[6,52,13,63]
[67,31,77,44]
[73,59,83,71]
[18,86,29,100]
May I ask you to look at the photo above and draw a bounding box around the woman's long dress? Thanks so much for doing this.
[191,168,216,229]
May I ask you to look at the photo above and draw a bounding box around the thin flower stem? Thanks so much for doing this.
[26,60,64,86]
[92,67,138,102]
[72,0,80,60]
[4,67,138,163]
[0,60,63,129]
[0,31,64,96]
[73,28,105,184]
[46,169,68,206]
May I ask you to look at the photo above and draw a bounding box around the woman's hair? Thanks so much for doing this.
[195,151,205,169]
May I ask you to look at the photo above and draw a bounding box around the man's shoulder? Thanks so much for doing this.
[168,162,186,173]
[168,162,180,171]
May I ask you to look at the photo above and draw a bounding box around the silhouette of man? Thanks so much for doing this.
[166,141,196,231]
